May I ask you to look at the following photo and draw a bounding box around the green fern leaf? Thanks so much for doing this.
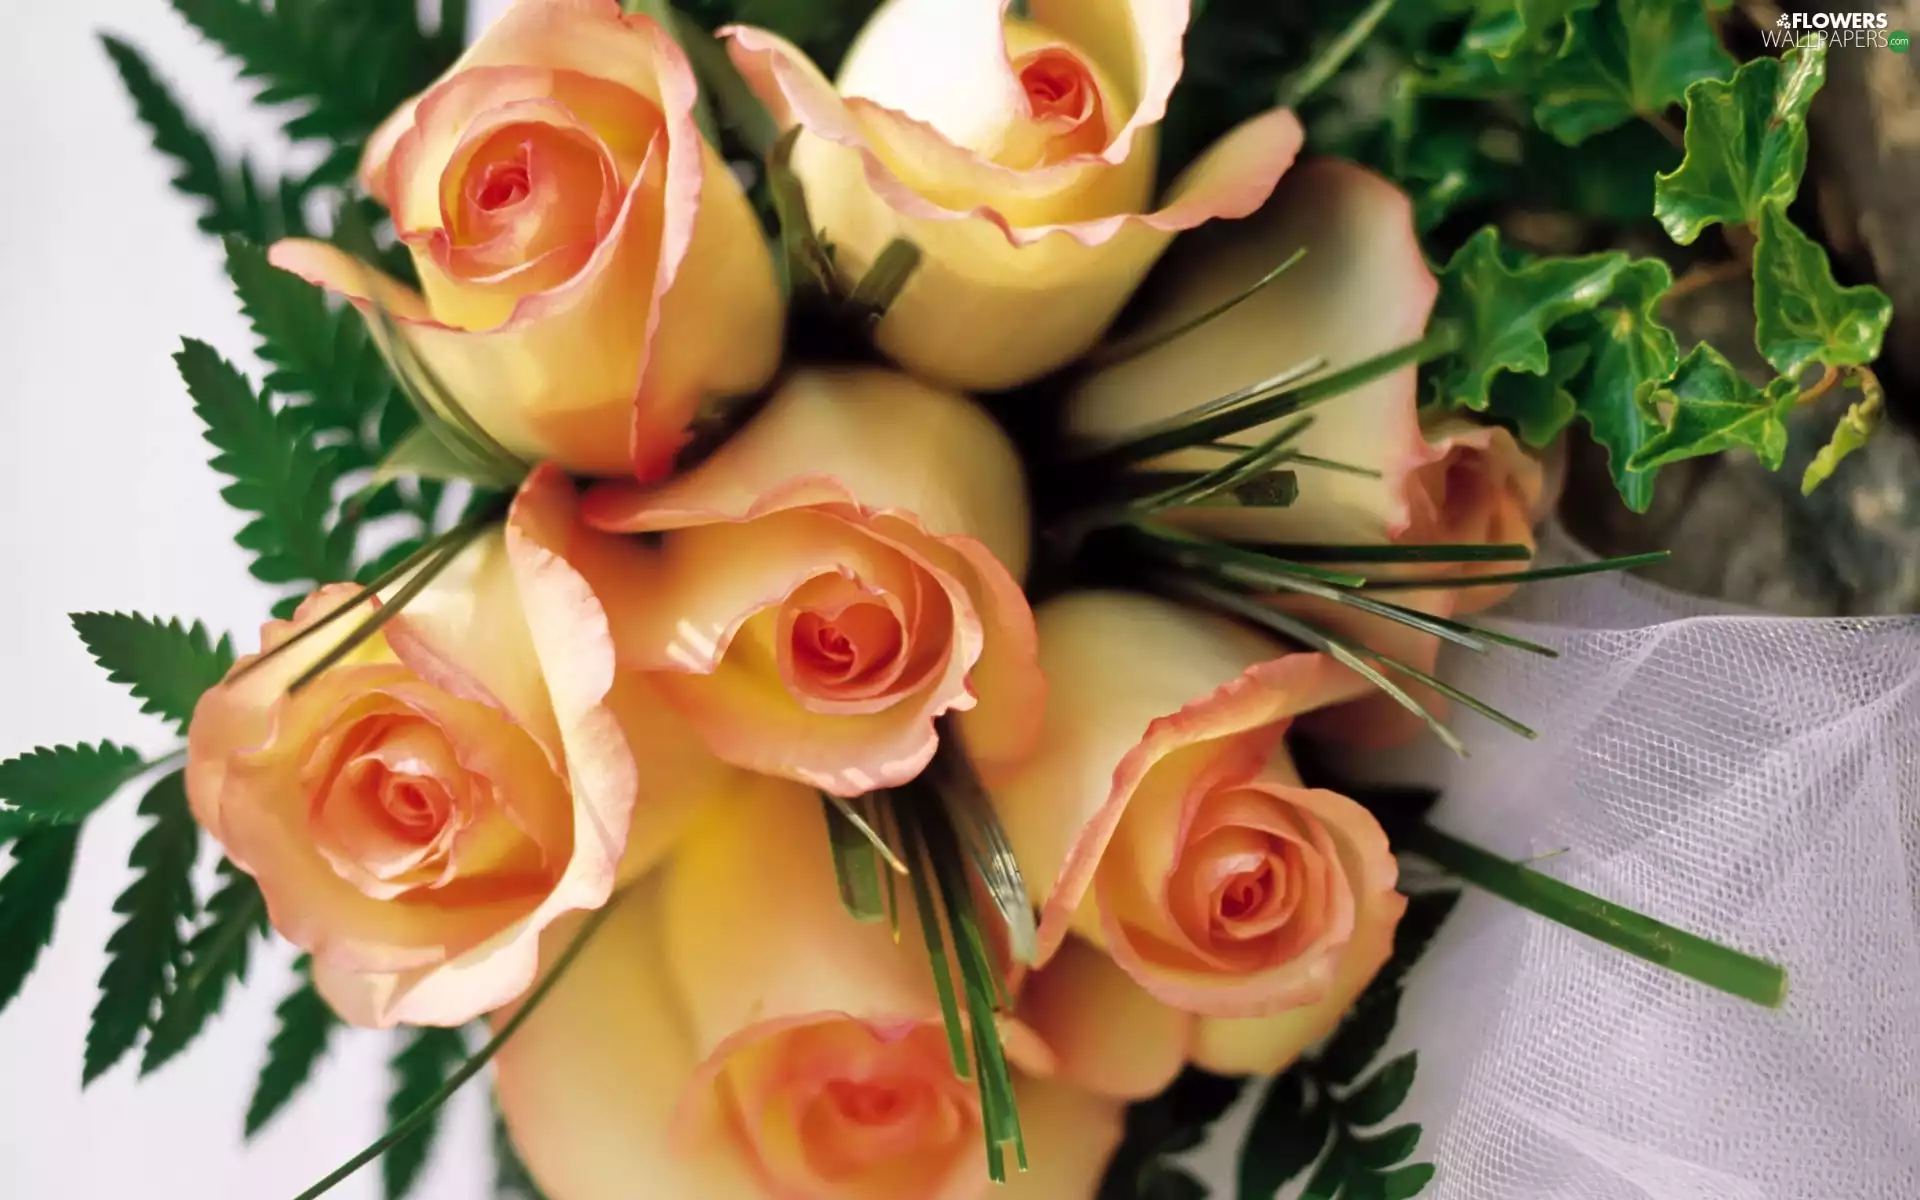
[385,1026,471,1199]
[246,958,341,1138]
[98,35,309,243]
[69,613,234,733]
[177,338,354,588]
[0,742,148,842]
[84,771,200,1085]
[143,859,268,1075]
[0,827,84,1018]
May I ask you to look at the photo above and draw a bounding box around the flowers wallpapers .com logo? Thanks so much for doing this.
[1763,10,1909,50]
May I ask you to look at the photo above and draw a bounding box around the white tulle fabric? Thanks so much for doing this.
[1193,526,1920,1198]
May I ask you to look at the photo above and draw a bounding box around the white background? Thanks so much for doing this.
[0,2,504,1196]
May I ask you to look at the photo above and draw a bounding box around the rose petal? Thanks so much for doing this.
[493,881,765,1200]
[1067,157,1439,542]
[1408,416,1546,614]
[1018,934,1191,1100]
[725,24,1302,388]
[985,592,1371,965]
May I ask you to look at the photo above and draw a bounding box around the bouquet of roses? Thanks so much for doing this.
[9,0,1909,1197]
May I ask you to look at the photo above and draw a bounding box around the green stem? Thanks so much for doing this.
[1396,823,1788,1008]
[287,904,617,1200]
[1279,0,1400,107]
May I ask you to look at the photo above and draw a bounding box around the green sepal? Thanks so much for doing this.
[69,613,235,734]
[1631,343,1798,472]
[1751,203,1892,377]
[1654,45,1825,245]
[84,771,201,1085]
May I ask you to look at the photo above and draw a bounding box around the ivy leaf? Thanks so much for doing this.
[1429,228,1628,412]
[1463,0,1600,59]
[1530,0,1733,145]
[1345,1054,1421,1127]
[177,338,354,589]
[84,771,200,1085]
[385,1025,471,1199]
[1487,340,1588,447]
[99,35,309,243]
[0,742,148,841]
[1568,258,1681,512]
[1654,45,1825,245]
[69,613,234,734]
[1751,203,1892,377]
[1631,343,1798,472]
[143,859,267,1075]
[0,828,83,1019]
[246,958,341,1138]
[225,238,400,459]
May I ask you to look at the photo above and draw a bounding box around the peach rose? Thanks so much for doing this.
[271,0,783,481]
[496,778,1124,1199]
[184,466,737,1026]
[984,591,1406,1076]
[724,0,1303,390]
[581,367,1043,797]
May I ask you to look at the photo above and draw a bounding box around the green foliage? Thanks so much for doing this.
[1751,203,1892,377]
[99,36,310,243]
[225,238,404,469]
[1631,344,1797,472]
[246,958,341,1138]
[1654,47,1825,244]
[1561,257,1680,512]
[0,742,148,842]
[144,860,268,1075]
[177,338,355,590]
[1427,229,1629,412]
[0,828,83,1019]
[384,1026,471,1200]
[1526,0,1732,145]
[69,613,234,734]
[1099,1069,1248,1199]
[85,771,201,1085]
[168,0,458,175]
[493,1105,552,1200]
[1234,892,1460,1200]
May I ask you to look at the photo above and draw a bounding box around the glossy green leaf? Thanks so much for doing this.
[1752,203,1892,377]
[1486,340,1587,447]
[1654,46,1825,245]
[1631,343,1797,472]
[1530,0,1733,145]
[70,613,234,733]
[1568,257,1681,512]
[1429,227,1628,413]
[1464,0,1599,59]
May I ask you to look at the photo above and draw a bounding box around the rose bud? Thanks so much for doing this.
[724,0,1303,390]
[184,466,737,1026]
[581,367,1043,798]
[271,0,783,481]
[1066,158,1548,612]
[496,777,1124,1199]
[983,591,1406,1076]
